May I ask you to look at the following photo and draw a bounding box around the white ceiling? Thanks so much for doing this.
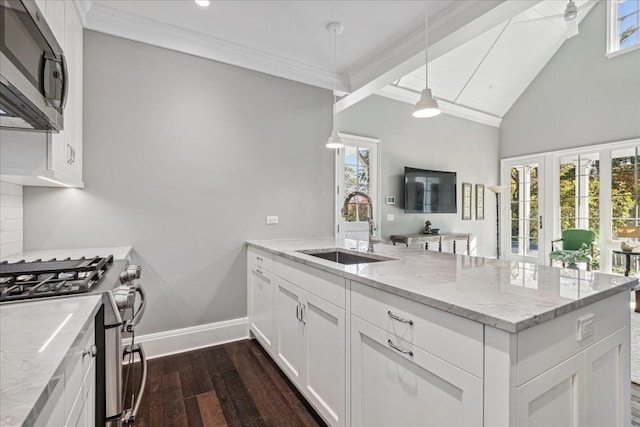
[80,0,592,126]
[380,0,598,123]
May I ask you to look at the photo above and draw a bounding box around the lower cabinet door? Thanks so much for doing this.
[585,327,629,427]
[302,291,346,426]
[516,352,586,426]
[351,315,482,427]
[275,277,304,385]
[248,266,274,350]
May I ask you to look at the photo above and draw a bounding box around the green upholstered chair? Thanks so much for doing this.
[549,229,596,270]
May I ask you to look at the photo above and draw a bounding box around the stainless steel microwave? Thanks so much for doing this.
[0,0,66,131]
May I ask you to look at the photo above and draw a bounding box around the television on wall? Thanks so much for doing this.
[404,167,457,213]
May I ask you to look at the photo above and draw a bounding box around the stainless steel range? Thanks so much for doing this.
[0,255,147,426]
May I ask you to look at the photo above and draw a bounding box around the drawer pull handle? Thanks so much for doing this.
[388,311,413,325]
[388,339,413,356]
[256,256,263,261]
[256,267,263,274]
[82,345,98,358]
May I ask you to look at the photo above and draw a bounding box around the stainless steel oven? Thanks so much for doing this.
[0,0,66,131]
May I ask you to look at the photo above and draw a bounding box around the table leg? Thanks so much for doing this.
[467,237,470,255]
[625,253,631,277]
[453,241,457,254]
[425,243,429,251]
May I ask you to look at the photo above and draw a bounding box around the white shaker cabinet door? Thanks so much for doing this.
[248,265,275,351]
[585,327,629,427]
[275,277,304,386]
[302,291,346,426]
[516,352,586,427]
[350,315,482,427]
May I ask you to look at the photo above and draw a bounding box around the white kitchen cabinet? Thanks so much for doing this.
[273,273,346,426]
[0,0,83,188]
[351,314,483,427]
[247,247,275,353]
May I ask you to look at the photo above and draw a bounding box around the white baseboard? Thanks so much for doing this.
[123,317,249,360]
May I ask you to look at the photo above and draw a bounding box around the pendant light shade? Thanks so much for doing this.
[326,22,344,149]
[413,11,441,119]
[326,129,343,149]
[412,88,441,118]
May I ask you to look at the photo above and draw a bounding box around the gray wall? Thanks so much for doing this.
[23,31,335,335]
[500,1,640,158]
[336,95,500,257]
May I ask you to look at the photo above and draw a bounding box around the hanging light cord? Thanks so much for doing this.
[424,11,428,85]
[333,27,337,116]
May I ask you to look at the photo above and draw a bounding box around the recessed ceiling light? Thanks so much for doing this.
[195,0,210,7]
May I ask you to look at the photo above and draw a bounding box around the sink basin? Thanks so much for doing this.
[297,248,395,265]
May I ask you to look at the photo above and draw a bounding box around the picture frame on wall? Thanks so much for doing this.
[462,183,472,220]
[476,184,485,220]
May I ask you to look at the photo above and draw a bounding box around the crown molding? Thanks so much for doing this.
[84,2,350,93]
[70,0,93,27]
[377,86,502,128]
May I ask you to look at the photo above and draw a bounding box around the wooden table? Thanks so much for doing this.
[390,232,472,254]
[613,249,640,312]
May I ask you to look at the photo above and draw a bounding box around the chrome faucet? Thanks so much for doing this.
[341,191,380,252]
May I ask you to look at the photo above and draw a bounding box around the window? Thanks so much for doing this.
[608,0,640,56]
[509,162,541,260]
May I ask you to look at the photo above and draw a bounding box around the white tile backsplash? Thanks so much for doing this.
[1,181,23,258]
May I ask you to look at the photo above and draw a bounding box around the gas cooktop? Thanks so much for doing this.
[0,255,114,302]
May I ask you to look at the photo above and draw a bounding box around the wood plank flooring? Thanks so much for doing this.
[123,339,325,427]
[126,338,640,426]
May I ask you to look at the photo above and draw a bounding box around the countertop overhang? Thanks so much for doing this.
[247,237,638,333]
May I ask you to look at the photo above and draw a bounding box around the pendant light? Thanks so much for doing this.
[413,11,441,118]
[326,22,344,149]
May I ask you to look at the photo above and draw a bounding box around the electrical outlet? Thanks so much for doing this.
[386,214,394,221]
[266,216,278,225]
[576,314,595,341]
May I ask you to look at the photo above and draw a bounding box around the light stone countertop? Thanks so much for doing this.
[248,237,638,333]
[0,246,132,262]
[0,295,102,427]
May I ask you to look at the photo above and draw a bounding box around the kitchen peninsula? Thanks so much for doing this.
[247,238,637,426]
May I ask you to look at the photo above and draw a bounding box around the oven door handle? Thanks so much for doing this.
[125,284,146,332]
[122,343,147,424]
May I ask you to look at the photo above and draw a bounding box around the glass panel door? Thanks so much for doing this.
[558,153,600,270]
[503,157,545,264]
[336,135,378,242]
[611,146,640,274]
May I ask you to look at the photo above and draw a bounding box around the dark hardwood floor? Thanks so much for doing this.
[126,338,640,426]
[124,339,325,427]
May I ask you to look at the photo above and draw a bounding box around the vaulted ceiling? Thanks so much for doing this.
[78,0,597,127]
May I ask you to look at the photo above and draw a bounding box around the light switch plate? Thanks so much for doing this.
[266,216,278,225]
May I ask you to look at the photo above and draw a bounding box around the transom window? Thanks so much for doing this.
[608,0,640,56]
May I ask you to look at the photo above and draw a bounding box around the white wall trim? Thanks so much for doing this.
[123,317,249,360]
[377,85,503,128]
[84,2,349,93]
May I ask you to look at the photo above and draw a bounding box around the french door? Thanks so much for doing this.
[335,134,379,242]
[502,157,546,264]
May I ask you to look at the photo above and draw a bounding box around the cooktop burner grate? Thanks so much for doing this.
[0,255,114,302]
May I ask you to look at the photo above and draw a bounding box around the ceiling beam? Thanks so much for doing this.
[335,0,542,114]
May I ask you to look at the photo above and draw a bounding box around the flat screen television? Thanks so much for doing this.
[404,167,457,213]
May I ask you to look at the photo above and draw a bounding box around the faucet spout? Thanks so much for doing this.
[342,191,379,252]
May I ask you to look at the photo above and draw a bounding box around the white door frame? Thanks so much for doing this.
[334,133,381,241]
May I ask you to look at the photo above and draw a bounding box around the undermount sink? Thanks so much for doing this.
[297,248,395,265]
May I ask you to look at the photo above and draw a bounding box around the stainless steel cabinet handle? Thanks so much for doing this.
[71,147,75,164]
[388,339,413,356]
[82,345,98,358]
[388,310,413,325]
[67,144,71,163]
[301,303,306,324]
[296,303,301,321]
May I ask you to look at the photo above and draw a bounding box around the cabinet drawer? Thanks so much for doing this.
[248,247,275,274]
[517,290,628,386]
[64,319,95,420]
[275,256,346,309]
[66,356,95,427]
[351,281,483,377]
